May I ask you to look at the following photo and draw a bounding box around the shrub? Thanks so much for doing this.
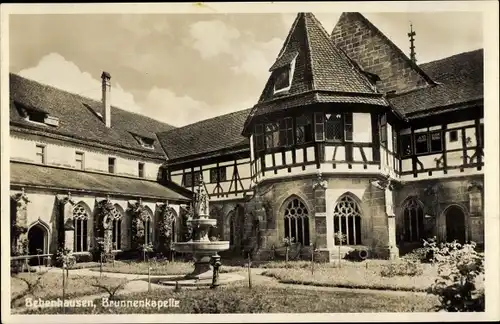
[403,247,434,263]
[426,240,484,312]
[380,259,423,277]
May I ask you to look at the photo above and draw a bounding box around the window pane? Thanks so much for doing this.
[219,167,226,182]
[275,67,290,90]
[380,125,387,144]
[296,115,312,144]
[400,135,412,156]
[325,114,343,141]
[210,169,218,183]
[430,131,442,152]
[415,134,428,154]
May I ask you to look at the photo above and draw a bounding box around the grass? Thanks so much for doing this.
[20,285,440,314]
[260,260,438,292]
[89,260,237,275]
[10,270,128,309]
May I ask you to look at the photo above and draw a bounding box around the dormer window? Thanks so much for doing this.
[131,133,155,150]
[273,53,298,94]
[15,102,59,127]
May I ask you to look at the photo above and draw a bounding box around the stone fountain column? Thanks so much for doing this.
[174,177,230,280]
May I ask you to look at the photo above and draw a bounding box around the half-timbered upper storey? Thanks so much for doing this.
[157,12,483,192]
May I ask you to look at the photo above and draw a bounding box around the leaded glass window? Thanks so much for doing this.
[333,195,362,245]
[283,198,310,245]
[73,204,89,252]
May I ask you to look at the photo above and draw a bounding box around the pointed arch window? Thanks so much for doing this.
[143,213,153,245]
[402,198,424,242]
[283,198,310,245]
[333,195,362,245]
[73,204,89,252]
[110,207,123,251]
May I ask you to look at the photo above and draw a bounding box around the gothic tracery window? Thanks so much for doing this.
[110,207,123,250]
[143,212,153,245]
[333,195,362,245]
[283,198,310,245]
[73,204,89,252]
[402,198,425,242]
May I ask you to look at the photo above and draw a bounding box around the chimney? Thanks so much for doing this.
[101,71,111,128]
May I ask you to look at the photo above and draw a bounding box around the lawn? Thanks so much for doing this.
[10,270,129,309]
[260,260,438,292]
[89,260,237,276]
[20,285,440,314]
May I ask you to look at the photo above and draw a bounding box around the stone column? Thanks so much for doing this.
[313,172,330,262]
[58,193,75,252]
[11,189,30,255]
[384,183,399,260]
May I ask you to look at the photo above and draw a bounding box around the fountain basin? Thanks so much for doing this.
[186,218,217,226]
[173,241,230,254]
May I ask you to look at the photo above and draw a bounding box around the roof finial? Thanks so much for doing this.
[408,22,417,64]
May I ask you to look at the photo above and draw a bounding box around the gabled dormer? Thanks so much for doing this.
[130,132,156,150]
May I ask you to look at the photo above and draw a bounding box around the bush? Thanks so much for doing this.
[426,240,484,312]
[380,259,423,277]
[403,247,434,263]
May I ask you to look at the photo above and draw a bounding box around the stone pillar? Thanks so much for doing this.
[59,194,75,252]
[11,189,30,255]
[385,184,399,260]
[313,172,331,262]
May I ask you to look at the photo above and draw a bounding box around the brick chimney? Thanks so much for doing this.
[101,71,111,128]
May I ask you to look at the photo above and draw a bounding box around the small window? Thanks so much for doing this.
[380,124,387,145]
[279,117,294,147]
[415,133,429,154]
[274,66,291,91]
[430,131,443,153]
[296,114,313,144]
[400,135,412,157]
[344,112,353,142]
[449,130,458,142]
[138,162,145,178]
[75,152,84,170]
[108,157,116,173]
[314,113,325,141]
[265,123,280,149]
[254,124,265,152]
[35,145,46,164]
[184,171,201,187]
[210,167,227,183]
[392,128,398,154]
[325,113,343,142]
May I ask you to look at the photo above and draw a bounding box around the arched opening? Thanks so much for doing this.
[402,198,425,243]
[27,222,49,265]
[73,203,90,252]
[143,207,154,245]
[333,194,362,245]
[283,197,310,246]
[445,205,467,243]
[111,205,124,250]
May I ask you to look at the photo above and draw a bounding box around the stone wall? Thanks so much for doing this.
[394,175,484,246]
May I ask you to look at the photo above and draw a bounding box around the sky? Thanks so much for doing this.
[9,11,483,127]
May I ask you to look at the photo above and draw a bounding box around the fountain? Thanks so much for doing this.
[171,177,230,280]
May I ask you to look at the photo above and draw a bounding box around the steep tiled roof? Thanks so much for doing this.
[389,49,483,117]
[251,13,386,118]
[9,73,175,159]
[331,12,435,94]
[11,161,191,201]
[157,108,252,161]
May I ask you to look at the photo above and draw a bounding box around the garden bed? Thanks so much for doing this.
[10,271,126,309]
[21,285,440,314]
[261,260,438,292]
